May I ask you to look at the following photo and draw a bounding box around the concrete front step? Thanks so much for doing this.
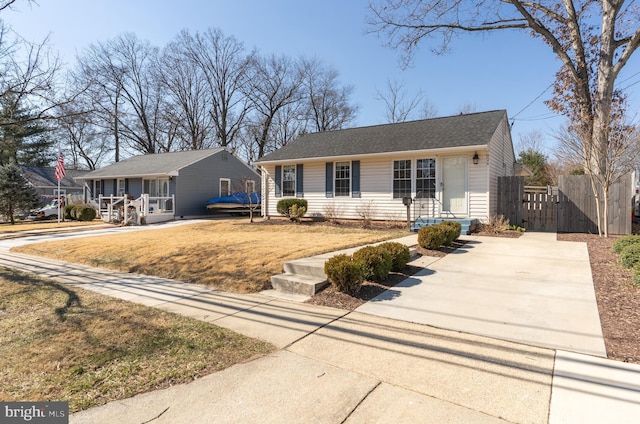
[271,273,328,297]
[283,257,328,280]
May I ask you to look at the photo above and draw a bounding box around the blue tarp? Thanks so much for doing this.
[206,192,261,205]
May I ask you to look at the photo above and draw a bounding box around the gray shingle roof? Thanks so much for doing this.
[20,166,87,188]
[76,148,226,179]
[257,110,507,163]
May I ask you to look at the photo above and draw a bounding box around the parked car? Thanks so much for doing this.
[28,199,63,220]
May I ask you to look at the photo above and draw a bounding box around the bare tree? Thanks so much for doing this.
[158,31,215,151]
[376,78,424,123]
[300,57,358,132]
[182,28,253,149]
[243,53,304,159]
[555,109,640,236]
[77,33,164,157]
[56,101,110,170]
[368,0,640,235]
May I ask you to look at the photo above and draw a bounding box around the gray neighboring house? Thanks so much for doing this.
[75,148,259,219]
[256,110,516,225]
[19,166,88,206]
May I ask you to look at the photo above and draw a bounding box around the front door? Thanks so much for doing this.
[159,178,169,211]
[442,156,467,216]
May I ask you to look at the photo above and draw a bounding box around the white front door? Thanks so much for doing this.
[442,156,467,216]
[159,178,169,211]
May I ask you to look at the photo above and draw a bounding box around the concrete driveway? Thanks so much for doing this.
[357,231,607,357]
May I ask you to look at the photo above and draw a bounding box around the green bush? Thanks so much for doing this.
[324,254,364,295]
[619,243,640,269]
[74,205,97,221]
[63,204,76,220]
[440,221,462,246]
[612,235,640,254]
[352,245,393,282]
[418,225,447,250]
[276,199,308,221]
[378,242,411,272]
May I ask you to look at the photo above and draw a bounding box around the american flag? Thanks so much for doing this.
[55,153,66,182]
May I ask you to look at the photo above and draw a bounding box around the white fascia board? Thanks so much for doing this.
[256,144,489,165]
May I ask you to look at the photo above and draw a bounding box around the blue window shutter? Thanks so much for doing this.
[112,179,117,195]
[296,164,304,197]
[125,178,129,194]
[275,165,282,197]
[325,162,333,197]
[352,160,361,198]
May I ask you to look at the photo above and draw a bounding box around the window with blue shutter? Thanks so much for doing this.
[275,165,282,197]
[352,160,361,198]
[325,162,333,197]
[296,164,304,197]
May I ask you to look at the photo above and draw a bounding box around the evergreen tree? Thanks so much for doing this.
[518,149,552,187]
[0,163,41,224]
[0,94,55,166]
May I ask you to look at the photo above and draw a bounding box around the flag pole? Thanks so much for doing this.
[57,175,61,224]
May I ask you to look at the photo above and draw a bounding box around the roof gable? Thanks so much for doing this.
[78,148,226,179]
[257,110,508,163]
[20,166,87,188]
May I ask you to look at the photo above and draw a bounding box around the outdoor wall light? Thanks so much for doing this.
[473,152,479,165]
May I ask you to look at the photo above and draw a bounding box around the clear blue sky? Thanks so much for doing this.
[6,0,640,156]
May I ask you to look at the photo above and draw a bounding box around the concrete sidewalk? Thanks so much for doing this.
[0,227,639,423]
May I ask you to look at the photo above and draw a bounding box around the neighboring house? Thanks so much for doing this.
[19,166,88,206]
[256,110,516,225]
[75,148,259,219]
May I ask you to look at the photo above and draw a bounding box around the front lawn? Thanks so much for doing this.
[13,219,409,293]
[0,268,274,412]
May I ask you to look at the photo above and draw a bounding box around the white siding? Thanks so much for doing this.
[487,115,516,218]
[262,152,492,222]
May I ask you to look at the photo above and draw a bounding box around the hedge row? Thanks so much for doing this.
[417,221,461,250]
[612,235,640,286]
[63,204,97,221]
[324,242,411,295]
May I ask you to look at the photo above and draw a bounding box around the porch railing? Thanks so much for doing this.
[98,194,175,225]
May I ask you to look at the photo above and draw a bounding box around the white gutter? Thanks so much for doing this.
[255,144,489,165]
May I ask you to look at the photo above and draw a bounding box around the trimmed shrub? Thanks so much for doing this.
[63,204,76,220]
[74,205,97,221]
[277,199,308,221]
[378,241,411,272]
[440,221,462,246]
[612,235,640,254]
[324,254,364,295]
[352,245,393,282]
[619,243,640,269]
[418,225,447,250]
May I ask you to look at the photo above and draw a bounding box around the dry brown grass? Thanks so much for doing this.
[13,219,409,293]
[0,268,274,412]
[0,220,102,234]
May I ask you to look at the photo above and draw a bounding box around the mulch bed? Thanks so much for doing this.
[307,230,640,364]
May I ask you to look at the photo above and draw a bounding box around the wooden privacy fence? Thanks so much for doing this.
[498,174,633,234]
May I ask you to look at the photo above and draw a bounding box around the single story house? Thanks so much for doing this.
[255,110,516,226]
[75,148,259,219]
[19,166,88,206]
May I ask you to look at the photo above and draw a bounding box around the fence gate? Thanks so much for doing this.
[498,174,633,235]
[497,176,558,232]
